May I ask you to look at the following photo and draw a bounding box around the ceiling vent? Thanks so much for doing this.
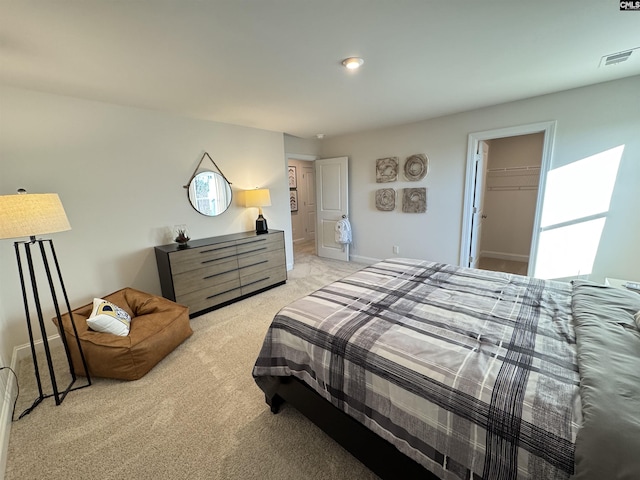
[599,48,637,67]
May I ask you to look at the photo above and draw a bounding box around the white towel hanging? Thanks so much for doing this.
[335,216,352,244]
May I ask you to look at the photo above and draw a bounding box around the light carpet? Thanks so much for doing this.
[5,246,380,480]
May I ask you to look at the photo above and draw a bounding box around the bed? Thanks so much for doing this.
[252,258,640,480]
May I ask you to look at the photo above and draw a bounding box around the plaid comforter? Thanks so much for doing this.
[253,259,581,480]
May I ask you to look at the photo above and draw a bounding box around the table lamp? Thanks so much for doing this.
[245,188,271,234]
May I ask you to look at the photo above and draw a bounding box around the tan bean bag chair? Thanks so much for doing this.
[53,287,193,380]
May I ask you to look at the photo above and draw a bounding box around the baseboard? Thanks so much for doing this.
[0,353,18,480]
[0,334,62,480]
[349,254,380,265]
[12,334,62,364]
[0,362,16,480]
[0,375,12,480]
[480,250,529,263]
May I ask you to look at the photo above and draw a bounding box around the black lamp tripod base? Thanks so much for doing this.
[14,238,91,418]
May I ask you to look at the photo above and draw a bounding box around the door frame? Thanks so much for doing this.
[286,153,319,239]
[459,121,556,275]
[300,162,317,242]
[468,140,489,269]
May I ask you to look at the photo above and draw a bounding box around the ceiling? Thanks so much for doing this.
[1,1,639,139]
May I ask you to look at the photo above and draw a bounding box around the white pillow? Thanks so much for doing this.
[86,298,131,336]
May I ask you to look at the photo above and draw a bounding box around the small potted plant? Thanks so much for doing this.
[174,227,190,248]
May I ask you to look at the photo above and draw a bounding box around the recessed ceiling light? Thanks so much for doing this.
[342,57,364,70]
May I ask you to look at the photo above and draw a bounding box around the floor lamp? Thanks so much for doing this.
[0,191,91,417]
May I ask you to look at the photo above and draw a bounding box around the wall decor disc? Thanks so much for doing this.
[375,188,396,211]
[402,187,427,213]
[376,157,399,183]
[404,154,429,181]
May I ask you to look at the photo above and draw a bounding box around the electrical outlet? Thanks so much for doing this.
[393,245,400,254]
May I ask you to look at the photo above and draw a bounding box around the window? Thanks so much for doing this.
[534,146,623,279]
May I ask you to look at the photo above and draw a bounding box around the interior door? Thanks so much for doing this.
[316,156,349,261]
[302,164,316,241]
[468,141,488,268]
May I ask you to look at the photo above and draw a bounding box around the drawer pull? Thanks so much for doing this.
[203,268,238,279]
[243,276,270,287]
[238,246,268,256]
[237,238,267,246]
[206,286,241,299]
[239,260,268,270]
[199,244,236,254]
[201,253,238,264]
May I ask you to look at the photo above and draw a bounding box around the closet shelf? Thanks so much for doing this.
[486,165,540,177]
[486,165,540,190]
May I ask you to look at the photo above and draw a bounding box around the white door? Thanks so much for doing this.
[468,141,488,268]
[316,156,349,261]
[302,164,316,241]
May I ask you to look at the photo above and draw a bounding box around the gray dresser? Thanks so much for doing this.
[154,230,286,317]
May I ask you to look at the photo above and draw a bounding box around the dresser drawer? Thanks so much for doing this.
[176,278,242,312]
[181,290,242,315]
[236,232,283,254]
[237,239,283,261]
[240,265,287,296]
[237,233,284,265]
[170,240,238,275]
[173,258,240,297]
[238,249,285,277]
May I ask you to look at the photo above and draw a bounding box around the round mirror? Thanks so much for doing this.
[187,171,233,216]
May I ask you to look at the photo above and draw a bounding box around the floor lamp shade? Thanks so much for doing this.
[244,189,271,234]
[0,192,90,416]
[0,193,71,240]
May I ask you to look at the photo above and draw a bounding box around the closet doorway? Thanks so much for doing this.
[460,122,556,276]
[287,156,317,253]
[479,134,543,275]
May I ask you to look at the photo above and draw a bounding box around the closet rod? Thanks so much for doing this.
[486,165,540,173]
[487,185,538,191]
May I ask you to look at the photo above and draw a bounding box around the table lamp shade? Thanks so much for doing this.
[244,188,271,235]
[244,189,272,209]
[0,193,71,240]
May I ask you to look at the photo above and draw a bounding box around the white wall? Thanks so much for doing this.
[0,85,293,354]
[319,118,467,264]
[319,76,640,282]
[284,134,321,157]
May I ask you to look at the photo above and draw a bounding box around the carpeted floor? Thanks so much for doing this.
[5,243,380,480]
[477,256,528,276]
